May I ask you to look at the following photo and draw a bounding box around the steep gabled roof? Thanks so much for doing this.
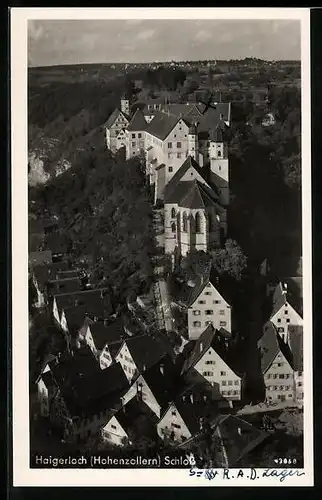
[270,278,303,318]
[164,156,214,203]
[213,414,269,467]
[127,109,147,131]
[182,325,215,374]
[140,357,178,409]
[171,268,234,310]
[104,108,129,129]
[145,111,183,140]
[197,103,231,134]
[180,180,222,210]
[259,321,292,373]
[113,398,158,438]
[171,401,210,435]
[89,321,126,351]
[61,361,129,418]
[119,334,174,373]
[288,325,303,372]
[181,325,236,376]
[49,346,98,388]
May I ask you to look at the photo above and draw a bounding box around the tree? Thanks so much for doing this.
[210,239,247,280]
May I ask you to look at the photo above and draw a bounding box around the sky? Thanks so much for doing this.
[28,19,301,67]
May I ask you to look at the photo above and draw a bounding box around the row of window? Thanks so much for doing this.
[193,309,225,316]
[198,299,222,305]
[168,142,182,149]
[267,385,294,391]
[131,133,142,139]
[192,320,227,327]
[222,390,239,396]
[266,373,291,379]
[277,318,291,324]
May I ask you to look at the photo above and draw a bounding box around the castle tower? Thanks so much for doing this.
[120,95,130,116]
[208,126,229,206]
[188,124,199,161]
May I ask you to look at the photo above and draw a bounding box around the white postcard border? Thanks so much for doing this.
[11,7,313,487]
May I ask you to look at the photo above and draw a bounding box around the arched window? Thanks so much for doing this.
[195,212,202,233]
[171,222,176,233]
[171,208,176,219]
[182,213,188,232]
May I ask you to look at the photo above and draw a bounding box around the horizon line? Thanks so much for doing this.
[29,57,301,70]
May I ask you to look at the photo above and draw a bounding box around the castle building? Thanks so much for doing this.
[163,156,227,256]
[104,97,231,257]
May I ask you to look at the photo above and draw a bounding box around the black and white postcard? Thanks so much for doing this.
[11,7,313,486]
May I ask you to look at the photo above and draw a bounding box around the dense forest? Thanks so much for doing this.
[30,147,156,307]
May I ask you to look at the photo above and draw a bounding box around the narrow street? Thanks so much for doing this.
[152,209,173,332]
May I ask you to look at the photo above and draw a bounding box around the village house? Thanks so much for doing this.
[120,358,179,418]
[178,414,269,468]
[101,397,158,447]
[259,321,298,403]
[268,279,303,344]
[114,334,175,382]
[157,400,210,444]
[181,325,242,402]
[39,348,129,443]
[83,320,128,369]
[171,269,233,339]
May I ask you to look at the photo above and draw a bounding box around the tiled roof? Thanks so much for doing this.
[121,334,174,373]
[61,361,129,418]
[258,322,280,373]
[173,401,210,435]
[181,325,216,374]
[258,321,292,373]
[127,109,148,131]
[49,346,98,387]
[180,180,222,210]
[164,156,216,203]
[270,278,303,318]
[288,325,303,371]
[197,103,231,135]
[114,398,158,437]
[171,273,210,309]
[140,357,178,409]
[89,321,127,351]
[104,108,123,128]
[145,112,181,140]
[171,269,234,310]
[213,415,269,466]
[181,324,237,377]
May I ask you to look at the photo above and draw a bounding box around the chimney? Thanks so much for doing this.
[142,363,146,372]
[199,417,204,431]
[199,342,203,353]
[160,363,164,375]
[104,318,108,326]
[190,393,194,404]
[237,427,242,436]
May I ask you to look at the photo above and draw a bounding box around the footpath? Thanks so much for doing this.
[152,209,173,332]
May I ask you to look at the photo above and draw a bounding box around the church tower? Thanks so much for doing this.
[120,95,130,116]
[208,125,229,206]
[188,124,199,161]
